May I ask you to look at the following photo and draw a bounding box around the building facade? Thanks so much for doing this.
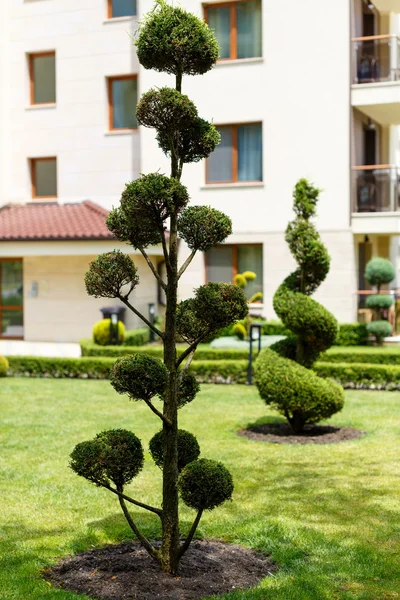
[0,0,399,341]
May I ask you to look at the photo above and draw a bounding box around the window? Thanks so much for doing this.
[108,0,136,18]
[108,76,138,130]
[29,52,56,104]
[0,259,24,339]
[207,123,262,183]
[206,245,263,300]
[31,157,57,199]
[204,0,262,60]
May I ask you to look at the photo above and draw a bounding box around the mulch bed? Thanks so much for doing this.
[44,540,275,600]
[238,422,365,444]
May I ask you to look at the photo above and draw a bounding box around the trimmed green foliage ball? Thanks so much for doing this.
[177,372,200,408]
[255,349,344,433]
[85,251,139,299]
[243,271,256,281]
[365,258,396,288]
[70,429,144,489]
[149,429,200,471]
[93,319,125,346]
[120,174,189,227]
[367,320,393,344]
[136,2,219,76]
[110,354,168,401]
[0,355,8,377]
[178,458,233,511]
[366,294,394,310]
[137,88,197,133]
[157,117,220,163]
[234,274,247,288]
[178,206,232,251]
[107,205,162,250]
[193,282,249,333]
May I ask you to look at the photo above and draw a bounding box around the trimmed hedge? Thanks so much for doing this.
[314,361,400,390]
[8,355,400,389]
[80,339,255,361]
[124,328,150,347]
[257,321,369,346]
[6,356,248,384]
[323,350,400,365]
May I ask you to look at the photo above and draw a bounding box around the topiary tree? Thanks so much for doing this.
[365,257,395,345]
[254,180,344,433]
[70,0,248,575]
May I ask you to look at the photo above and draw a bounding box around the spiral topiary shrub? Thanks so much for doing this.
[0,355,8,377]
[93,319,125,346]
[71,1,245,575]
[149,429,200,472]
[255,179,345,433]
[365,257,395,344]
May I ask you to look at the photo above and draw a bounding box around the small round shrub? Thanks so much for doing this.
[107,205,162,250]
[120,174,189,228]
[255,349,345,433]
[365,258,396,288]
[177,372,200,408]
[93,319,125,346]
[176,299,219,344]
[85,251,139,299]
[234,274,247,288]
[233,323,247,340]
[136,88,198,133]
[367,320,393,344]
[365,294,394,310]
[157,117,220,164]
[0,355,8,377]
[178,458,233,511]
[136,2,219,76]
[70,429,144,489]
[192,282,249,332]
[178,206,232,252]
[243,271,256,281]
[149,429,200,472]
[110,354,168,401]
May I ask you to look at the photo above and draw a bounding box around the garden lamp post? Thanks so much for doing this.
[247,322,263,385]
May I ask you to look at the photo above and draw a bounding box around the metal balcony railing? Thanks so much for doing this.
[353,34,400,84]
[352,165,400,213]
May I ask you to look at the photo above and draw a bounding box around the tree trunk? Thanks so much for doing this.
[160,213,180,574]
[288,410,305,434]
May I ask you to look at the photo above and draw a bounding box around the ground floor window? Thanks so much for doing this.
[205,244,263,300]
[0,259,23,338]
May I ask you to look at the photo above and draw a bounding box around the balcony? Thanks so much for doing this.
[352,35,400,124]
[352,165,400,234]
[371,0,400,12]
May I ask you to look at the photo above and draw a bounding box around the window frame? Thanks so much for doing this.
[204,243,263,301]
[107,0,137,19]
[28,51,56,106]
[0,258,24,341]
[30,157,58,200]
[203,0,261,61]
[107,74,138,131]
[205,122,262,184]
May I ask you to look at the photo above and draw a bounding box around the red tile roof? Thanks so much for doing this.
[0,201,114,241]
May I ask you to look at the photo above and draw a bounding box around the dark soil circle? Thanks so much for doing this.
[44,540,275,600]
[238,422,365,444]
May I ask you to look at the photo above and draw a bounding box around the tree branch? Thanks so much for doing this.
[118,296,164,340]
[143,397,172,426]
[178,350,195,380]
[104,485,163,518]
[178,508,203,560]
[176,333,207,367]
[117,494,161,564]
[161,229,172,274]
[178,250,197,280]
[139,248,167,291]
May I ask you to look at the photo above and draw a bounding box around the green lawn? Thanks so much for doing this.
[0,380,399,600]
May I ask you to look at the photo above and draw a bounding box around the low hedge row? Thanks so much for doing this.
[7,356,249,384]
[8,355,400,388]
[124,328,150,347]
[80,339,254,361]
[256,321,369,346]
[322,350,400,365]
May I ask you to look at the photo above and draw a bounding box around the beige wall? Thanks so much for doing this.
[23,254,158,342]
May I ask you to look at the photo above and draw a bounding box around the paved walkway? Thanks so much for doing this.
[0,340,81,358]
